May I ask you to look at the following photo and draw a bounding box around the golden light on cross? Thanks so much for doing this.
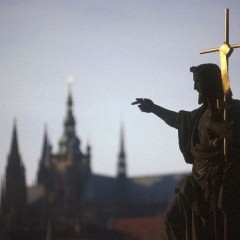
[199,9,240,91]
[67,75,74,94]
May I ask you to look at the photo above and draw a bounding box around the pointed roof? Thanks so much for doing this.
[58,79,81,157]
[64,75,75,128]
[41,125,48,158]
[65,89,75,127]
[11,119,19,155]
[41,124,52,159]
[8,119,21,165]
[117,125,127,177]
[119,125,125,159]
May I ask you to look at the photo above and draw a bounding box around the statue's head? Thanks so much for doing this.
[190,63,224,104]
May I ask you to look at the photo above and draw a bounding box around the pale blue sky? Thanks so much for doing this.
[1,1,240,185]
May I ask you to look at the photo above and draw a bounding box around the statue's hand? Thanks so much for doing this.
[131,98,154,113]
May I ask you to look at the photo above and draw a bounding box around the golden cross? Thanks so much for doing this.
[199,8,240,169]
[199,9,240,97]
[199,9,240,55]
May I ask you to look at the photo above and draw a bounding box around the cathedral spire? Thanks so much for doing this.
[41,124,49,158]
[40,124,52,161]
[117,124,127,177]
[67,75,74,115]
[65,75,75,131]
[37,124,52,185]
[58,76,81,157]
[5,120,27,228]
[9,119,20,164]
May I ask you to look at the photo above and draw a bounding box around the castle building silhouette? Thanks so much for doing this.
[0,87,187,240]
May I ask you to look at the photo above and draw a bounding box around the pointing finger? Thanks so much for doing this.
[131,101,139,105]
[131,98,144,105]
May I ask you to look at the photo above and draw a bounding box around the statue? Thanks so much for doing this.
[132,63,240,240]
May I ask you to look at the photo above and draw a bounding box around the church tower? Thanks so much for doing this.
[56,78,91,173]
[52,78,92,228]
[2,120,27,234]
[34,79,93,233]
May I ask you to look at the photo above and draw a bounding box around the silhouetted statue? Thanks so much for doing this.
[132,63,240,240]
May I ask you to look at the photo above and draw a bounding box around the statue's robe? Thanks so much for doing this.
[164,99,240,240]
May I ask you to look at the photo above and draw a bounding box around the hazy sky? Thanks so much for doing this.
[1,1,240,185]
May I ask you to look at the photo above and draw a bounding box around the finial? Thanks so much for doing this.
[67,75,74,95]
[67,75,74,107]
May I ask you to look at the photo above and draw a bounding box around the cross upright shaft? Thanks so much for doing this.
[224,8,229,44]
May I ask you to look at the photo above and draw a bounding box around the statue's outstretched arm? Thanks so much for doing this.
[132,98,178,129]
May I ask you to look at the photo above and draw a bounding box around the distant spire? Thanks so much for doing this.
[67,75,74,95]
[41,124,52,158]
[117,124,127,177]
[85,141,92,172]
[65,76,75,129]
[5,120,27,229]
[42,124,48,158]
[58,77,81,157]
[37,124,52,185]
[9,119,20,163]
[120,126,125,155]
[67,76,73,109]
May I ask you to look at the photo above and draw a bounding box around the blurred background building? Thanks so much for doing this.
[0,88,187,240]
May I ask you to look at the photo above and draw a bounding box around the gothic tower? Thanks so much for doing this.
[56,80,92,174]
[2,120,27,235]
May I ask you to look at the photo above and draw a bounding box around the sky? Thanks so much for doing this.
[1,1,240,185]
